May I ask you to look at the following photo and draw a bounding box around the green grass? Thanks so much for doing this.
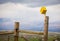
[48,37,55,41]
[29,37,40,41]
[0,35,60,41]
[9,37,14,41]
[0,37,58,41]
[19,38,26,41]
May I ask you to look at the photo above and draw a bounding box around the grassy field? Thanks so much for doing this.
[0,32,60,41]
[0,34,60,41]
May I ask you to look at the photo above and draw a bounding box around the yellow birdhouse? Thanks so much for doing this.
[40,6,47,15]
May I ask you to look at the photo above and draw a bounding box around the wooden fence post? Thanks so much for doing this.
[8,36,9,41]
[14,22,19,41]
[44,16,49,41]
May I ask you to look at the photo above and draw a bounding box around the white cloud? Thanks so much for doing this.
[46,4,60,22]
[0,2,60,24]
[0,3,44,24]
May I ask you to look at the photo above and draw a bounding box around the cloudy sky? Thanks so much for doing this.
[0,0,60,32]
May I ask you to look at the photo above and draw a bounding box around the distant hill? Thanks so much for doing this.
[0,18,60,32]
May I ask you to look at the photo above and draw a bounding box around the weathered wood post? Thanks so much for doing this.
[44,16,49,41]
[8,36,9,41]
[14,22,19,41]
